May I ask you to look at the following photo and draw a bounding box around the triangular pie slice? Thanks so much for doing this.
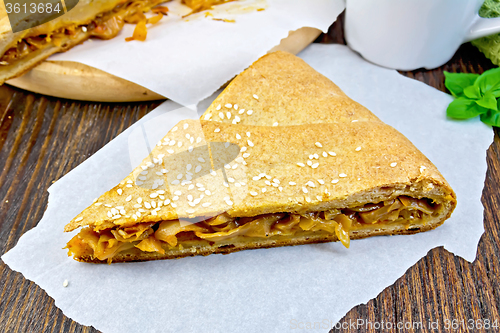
[64,51,456,263]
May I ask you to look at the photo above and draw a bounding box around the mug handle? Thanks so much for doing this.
[465,14,500,42]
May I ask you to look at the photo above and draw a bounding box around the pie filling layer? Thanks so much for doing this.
[66,196,442,263]
[0,0,162,67]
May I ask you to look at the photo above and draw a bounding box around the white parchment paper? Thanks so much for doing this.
[49,0,345,107]
[2,44,493,332]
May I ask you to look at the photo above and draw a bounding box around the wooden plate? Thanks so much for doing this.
[6,27,321,102]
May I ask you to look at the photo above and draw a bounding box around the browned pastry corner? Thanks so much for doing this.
[64,51,456,263]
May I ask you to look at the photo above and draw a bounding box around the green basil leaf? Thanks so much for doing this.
[480,109,500,127]
[475,91,498,110]
[475,67,500,97]
[444,71,479,97]
[446,97,488,119]
[464,85,481,99]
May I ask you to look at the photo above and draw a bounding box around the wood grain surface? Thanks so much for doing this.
[1,14,499,333]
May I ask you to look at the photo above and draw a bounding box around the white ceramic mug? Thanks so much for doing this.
[345,0,500,70]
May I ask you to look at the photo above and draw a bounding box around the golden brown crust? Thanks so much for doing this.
[201,51,381,126]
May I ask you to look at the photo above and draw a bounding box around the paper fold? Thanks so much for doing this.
[50,0,345,106]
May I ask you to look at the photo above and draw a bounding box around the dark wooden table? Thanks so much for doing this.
[1,15,499,333]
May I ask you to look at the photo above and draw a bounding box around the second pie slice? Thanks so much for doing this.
[64,52,457,263]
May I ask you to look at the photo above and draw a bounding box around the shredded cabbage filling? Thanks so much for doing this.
[65,196,439,262]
